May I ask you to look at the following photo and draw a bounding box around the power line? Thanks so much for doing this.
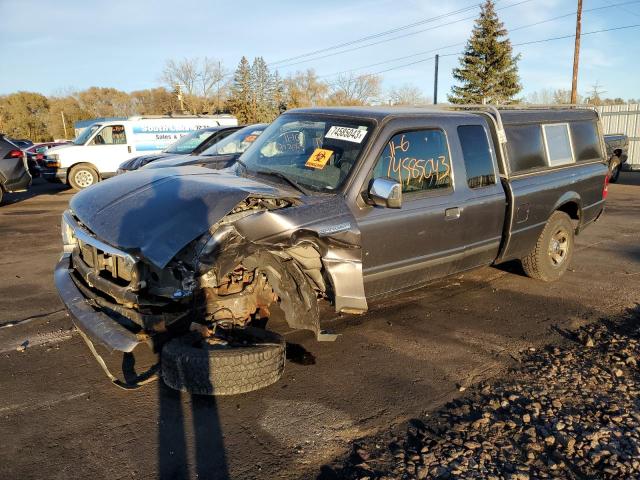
[269,0,496,66]
[348,24,640,79]
[273,0,532,70]
[317,1,640,80]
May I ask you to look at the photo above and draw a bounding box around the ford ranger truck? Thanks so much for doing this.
[54,106,609,395]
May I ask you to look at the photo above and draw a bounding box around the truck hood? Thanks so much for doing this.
[70,167,294,268]
[143,153,238,170]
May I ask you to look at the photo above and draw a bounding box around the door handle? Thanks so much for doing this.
[127,146,132,153]
[445,207,461,220]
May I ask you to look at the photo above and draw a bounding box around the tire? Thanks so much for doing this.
[521,211,574,282]
[68,164,99,190]
[0,187,4,205]
[161,327,286,396]
[609,158,621,183]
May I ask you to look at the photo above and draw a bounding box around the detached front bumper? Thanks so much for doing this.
[54,253,145,353]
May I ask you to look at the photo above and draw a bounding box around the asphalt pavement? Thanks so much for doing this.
[0,173,638,480]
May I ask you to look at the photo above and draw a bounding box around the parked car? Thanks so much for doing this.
[0,135,32,204]
[116,126,242,174]
[24,142,70,177]
[603,133,629,183]
[143,124,268,171]
[41,114,238,190]
[54,106,608,395]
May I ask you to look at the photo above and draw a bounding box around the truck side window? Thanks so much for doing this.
[93,125,127,145]
[457,125,496,189]
[372,129,451,194]
[505,124,546,173]
[570,120,602,161]
[542,123,574,166]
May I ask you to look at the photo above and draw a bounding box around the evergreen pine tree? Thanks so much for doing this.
[271,71,288,117]
[448,0,521,104]
[250,57,273,123]
[227,56,253,123]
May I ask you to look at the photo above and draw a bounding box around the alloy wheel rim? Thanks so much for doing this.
[548,228,569,266]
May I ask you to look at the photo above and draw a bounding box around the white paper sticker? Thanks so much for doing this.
[325,126,367,143]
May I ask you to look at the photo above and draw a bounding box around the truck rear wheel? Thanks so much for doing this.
[521,211,574,282]
[68,164,99,190]
[161,327,286,396]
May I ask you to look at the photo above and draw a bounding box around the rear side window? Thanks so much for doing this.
[570,120,602,161]
[457,125,496,188]
[371,129,451,194]
[542,124,574,166]
[505,124,546,173]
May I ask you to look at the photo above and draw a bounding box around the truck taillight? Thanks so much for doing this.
[603,174,610,200]
[6,149,23,159]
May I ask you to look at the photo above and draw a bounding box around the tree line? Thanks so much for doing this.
[0,55,429,142]
[1,0,636,142]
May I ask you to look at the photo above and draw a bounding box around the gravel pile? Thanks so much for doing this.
[321,313,640,480]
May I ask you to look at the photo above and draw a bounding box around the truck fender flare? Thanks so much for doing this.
[551,192,582,229]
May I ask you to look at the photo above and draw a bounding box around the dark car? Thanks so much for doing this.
[9,138,33,150]
[603,133,629,183]
[144,124,268,171]
[55,106,608,395]
[0,135,32,204]
[24,142,70,177]
[116,126,241,174]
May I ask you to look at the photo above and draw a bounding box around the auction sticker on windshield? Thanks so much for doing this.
[325,126,367,143]
[305,148,334,169]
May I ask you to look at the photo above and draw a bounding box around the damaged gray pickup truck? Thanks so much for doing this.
[55,106,609,395]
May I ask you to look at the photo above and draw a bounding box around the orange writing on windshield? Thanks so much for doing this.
[386,135,450,188]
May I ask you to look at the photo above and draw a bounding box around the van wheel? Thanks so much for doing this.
[161,327,286,396]
[521,211,574,282]
[69,164,99,190]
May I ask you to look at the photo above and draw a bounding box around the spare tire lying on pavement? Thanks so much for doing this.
[161,326,286,396]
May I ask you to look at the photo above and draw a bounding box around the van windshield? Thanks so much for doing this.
[238,114,373,192]
[73,125,101,145]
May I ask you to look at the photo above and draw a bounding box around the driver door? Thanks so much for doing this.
[356,125,468,299]
[90,124,130,174]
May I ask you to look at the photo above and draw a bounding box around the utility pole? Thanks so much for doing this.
[571,0,583,104]
[60,110,68,139]
[433,54,439,104]
[175,84,186,113]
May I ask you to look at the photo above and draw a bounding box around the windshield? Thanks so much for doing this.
[164,129,216,154]
[73,124,101,145]
[239,114,373,192]
[201,125,266,156]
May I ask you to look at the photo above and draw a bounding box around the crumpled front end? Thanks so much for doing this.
[55,172,368,388]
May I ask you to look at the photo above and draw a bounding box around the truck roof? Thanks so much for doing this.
[287,105,599,125]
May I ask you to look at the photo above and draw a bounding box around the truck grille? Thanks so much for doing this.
[77,239,134,283]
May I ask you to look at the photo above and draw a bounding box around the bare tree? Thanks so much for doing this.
[284,69,329,108]
[327,73,381,106]
[161,57,229,113]
[387,84,430,105]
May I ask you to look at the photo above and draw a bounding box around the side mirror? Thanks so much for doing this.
[368,177,402,209]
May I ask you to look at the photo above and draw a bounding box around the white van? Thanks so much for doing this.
[43,115,238,189]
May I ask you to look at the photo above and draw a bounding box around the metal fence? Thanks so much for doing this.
[597,104,639,170]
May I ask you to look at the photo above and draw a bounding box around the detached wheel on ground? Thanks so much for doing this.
[521,211,575,282]
[161,326,286,396]
[68,164,99,190]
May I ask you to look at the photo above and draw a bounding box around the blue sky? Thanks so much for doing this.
[1,0,639,100]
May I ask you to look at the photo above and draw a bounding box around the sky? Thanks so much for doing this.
[1,0,639,101]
